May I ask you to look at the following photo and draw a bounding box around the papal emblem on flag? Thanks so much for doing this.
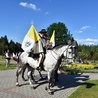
[22,25,41,52]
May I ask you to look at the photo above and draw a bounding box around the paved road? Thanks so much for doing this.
[0,69,98,98]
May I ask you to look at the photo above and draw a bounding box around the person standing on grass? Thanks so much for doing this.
[5,50,11,67]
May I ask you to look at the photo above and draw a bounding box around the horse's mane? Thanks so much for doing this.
[53,44,67,50]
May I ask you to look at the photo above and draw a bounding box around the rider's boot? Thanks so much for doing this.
[37,53,44,70]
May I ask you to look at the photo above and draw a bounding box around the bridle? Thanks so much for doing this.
[64,45,74,59]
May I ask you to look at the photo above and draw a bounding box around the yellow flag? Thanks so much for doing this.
[27,25,40,42]
[22,25,41,52]
[50,30,55,47]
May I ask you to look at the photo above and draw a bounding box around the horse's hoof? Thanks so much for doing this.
[48,91,54,95]
[16,83,19,86]
[45,87,48,90]
[31,86,35,89]
[51,83,55,87]
[33,80,37,83]
[22,79,28,81]
[39,77,44,80]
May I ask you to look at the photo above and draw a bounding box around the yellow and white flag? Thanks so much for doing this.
[21,25,41,52]
[50,30,55,47]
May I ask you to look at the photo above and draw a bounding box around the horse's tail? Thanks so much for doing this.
[12,52,22,63]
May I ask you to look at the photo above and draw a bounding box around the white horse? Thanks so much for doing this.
[16,44,74,94]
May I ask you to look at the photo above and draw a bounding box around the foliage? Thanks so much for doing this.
[46,22,98,60]
[0,35,9,54]
[78,44,98,60]
[0,35,23,55]
[47,22,72,45]
[68,80,98,98]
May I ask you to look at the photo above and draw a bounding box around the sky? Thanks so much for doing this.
[0,0,98,45]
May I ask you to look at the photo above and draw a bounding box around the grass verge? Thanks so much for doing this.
[68,80,98,98]
[0,63,17,70]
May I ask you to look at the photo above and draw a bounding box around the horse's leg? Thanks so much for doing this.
[55,69,59,81]
[27,66,35,89]
[37,69,45,80]
[16,69,19,86]
[51,57,62,87]
[21,64,37,83]
[53,57,62,83]
[16,67,22,86]
[30,68,37,83]
[45,71,54,95]
[45,71,50,90]
[50,69,58,87]
[22,64,28,81]
[49,64,60,88]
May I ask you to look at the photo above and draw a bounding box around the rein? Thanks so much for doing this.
[62,45,70,59]
[50,45,71,60]
[50,50,59,60]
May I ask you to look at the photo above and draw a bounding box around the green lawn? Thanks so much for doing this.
[0,55,17,70]
[0,63,17,70]
[68,80,98,98]
[0,55,3,60]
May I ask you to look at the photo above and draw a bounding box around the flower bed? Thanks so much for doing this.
[60,63,98,74]
[68,64,94,70]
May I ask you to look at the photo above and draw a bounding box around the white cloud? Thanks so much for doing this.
[44,12,49,15]
[75,26,91,33]
[81,26,90,30]
[75,30,83,33]
[76,38,98,45]
[19,2,40,11]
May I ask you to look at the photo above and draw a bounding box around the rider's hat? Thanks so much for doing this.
[39,29,47,37]
[39,29,47,34]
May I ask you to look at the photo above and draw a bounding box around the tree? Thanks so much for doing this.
[9,40,16,53]
[47,22,72,45]
[0,35,22,55]
[0,35,9,54]
[90,51,94,58]
[15,42,23,53]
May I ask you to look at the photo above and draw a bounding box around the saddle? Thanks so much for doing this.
[28,52,39,59]
[28,52,45,70]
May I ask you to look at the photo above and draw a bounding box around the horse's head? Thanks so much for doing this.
[63,45,75,63]
[52,44,75,63]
